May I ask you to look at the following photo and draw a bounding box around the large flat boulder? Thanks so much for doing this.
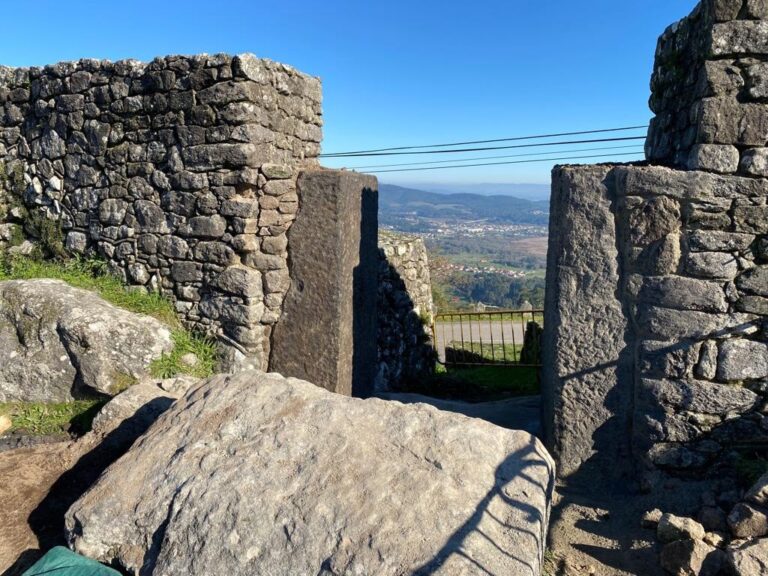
[0,279,174,402]
[66,370,555,576]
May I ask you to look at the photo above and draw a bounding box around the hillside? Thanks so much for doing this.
[379,184,549,230]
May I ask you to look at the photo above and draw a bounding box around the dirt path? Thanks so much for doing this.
[545,457,714,576]
[0,441,80,574]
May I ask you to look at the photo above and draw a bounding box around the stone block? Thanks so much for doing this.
[99,199,128,226]
[717,339,768,381]
[637,276,728,313]
[542,166,633,477]
[637,306,740,341]
[710,21,768,57]
[686,251,740,280]
[746,0,768,18]
[214,265,263,298]
[194,241,236,266]
[171,261,202,283]
[737,295,768,314]
[688,230,755,252]
[728,503,768,538]
[740,148,768,177]
[736,266,768,297]
[628,196,681,246]
[186,215,227,238]
[642,378,758,415]
[734,205,768,233]
[64,371,553,576]
[688,144,740,173]
[271,170,378,397]
[134,200,170,234]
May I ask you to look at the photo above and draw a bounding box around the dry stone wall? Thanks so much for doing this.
[0,53,322,369]
[646,0,768,174]
[376,231,435,392]
[547,0,768,490]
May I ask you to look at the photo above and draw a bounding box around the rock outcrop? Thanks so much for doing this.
[0,279,173,401]
[66,370,555,576]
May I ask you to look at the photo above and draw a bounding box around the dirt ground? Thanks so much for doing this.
[545,456,715,576]
[0,432,120,576]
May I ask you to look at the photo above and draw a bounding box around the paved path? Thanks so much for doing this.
[433,320,528,362]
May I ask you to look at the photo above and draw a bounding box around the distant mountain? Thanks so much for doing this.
[390,182,551,201]
[378,184,549,228]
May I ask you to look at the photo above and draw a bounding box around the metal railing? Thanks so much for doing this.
[432,309,543,367]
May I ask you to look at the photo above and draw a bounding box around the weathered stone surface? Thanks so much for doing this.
[642,378,758,415]
[688,230,754,252]
[711,21,768,56]
[688,143,740,173]
[740,148,768,177]
[214,264,263,298]
[657,513,706,543]
[0,279,173,401]
[636,307,748,341]
[660,539,723,576]
[745,472,768,507]
[737,266,768,297]
[543,166,633,477]
[376,232,436,392]
[728,537,768,575]
[734,205,768,233]
[271,171,379,397]
[728,503,768,538]
[637,276,728,313]
[685,251,740,280]
[717,339,768,381]
[628,195,681,245]
[66,371,555,576]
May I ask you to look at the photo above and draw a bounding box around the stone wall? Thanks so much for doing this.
[546,163,768,480]
[546,0,768,488]
[375,231,435,392]
[0,53,323,369]
[646,0,768,174]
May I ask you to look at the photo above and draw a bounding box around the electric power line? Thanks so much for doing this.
[359,151,645,174]
[320,125,649,157]
[321,135,647,158]
[345,144,644,170]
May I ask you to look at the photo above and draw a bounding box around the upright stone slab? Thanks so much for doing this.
[271,170,378,397]
[542,165,633,477]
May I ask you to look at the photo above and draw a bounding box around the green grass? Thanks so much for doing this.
[0,399,105,436]
[0,254,179,326]
[736,453,768,488]
[150,330,219,379]
[446,342,524,363]
[407,363,540,402]
[0,253,219,382]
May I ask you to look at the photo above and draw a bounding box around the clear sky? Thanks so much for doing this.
[0,1,699,186]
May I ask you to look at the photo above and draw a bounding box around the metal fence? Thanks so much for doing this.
[432,309,543,367]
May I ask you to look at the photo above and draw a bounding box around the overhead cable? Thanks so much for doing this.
[320,125,649,157]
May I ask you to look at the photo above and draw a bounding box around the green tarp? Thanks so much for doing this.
[22,547,120,576]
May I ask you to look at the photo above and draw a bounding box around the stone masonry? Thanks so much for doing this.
[0,53,323,370]
[375,231,436,392]
[545,0,768,485]
[647,0,768,174]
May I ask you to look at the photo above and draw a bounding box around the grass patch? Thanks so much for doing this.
[150,330,218,379]
[736,453,768,488]
[406,364,540,402]
[0,254,180,326]
[0,254,219,381]
[0,399,106,436]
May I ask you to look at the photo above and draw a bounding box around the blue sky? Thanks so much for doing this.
[0,1,698,186]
